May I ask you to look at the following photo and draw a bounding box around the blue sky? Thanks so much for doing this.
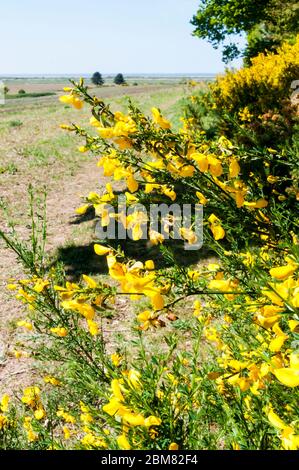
[1,0,244,74]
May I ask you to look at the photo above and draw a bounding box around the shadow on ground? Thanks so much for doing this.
[51,208,215,281]
[51,243,108,280]
[51,238,214,281]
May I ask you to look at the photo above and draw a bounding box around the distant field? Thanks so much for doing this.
[2,76,201,94]
[1,81,191,112]
[0,82,188,185]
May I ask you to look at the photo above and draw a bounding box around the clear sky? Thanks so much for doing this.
[0,0,244,75]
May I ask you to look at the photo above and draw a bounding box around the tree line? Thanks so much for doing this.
[91,72,126,86]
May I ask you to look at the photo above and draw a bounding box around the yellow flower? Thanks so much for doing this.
[90,116,101,127]
[274,368,299,388]
[232,442,240,450]
[78,146,88,153]
[59,94,84,110]
[127,174,139,193]
[188,270,200,280]
[208,214,225,240]
[7,284,17,290]
[94,244,111,256]
[210,224,225,240]
[27,429,38,442]
[57,408,76,424]
[273,353,299,387]
[196,191,207,205]
[111,379,124,401]
[149,229,164,245]
[44,376,61,386]
[151,107,171,129]
[267,407,299,449]
[180,227,198,245]
[17,320,33,331]
[127,369,142,389]
[255,305,282,329]
[267,175,279,184]
[111,353,122,366]
[191,153,209,172]
[169,442,179,450]
[123,413,145,426]
[208,279,231,291]
[244,198,268,209]
[145,260,155,270]
[76,204,90,215]
[288,320,299,332]
[127,211,148,241]
[21,386,41,407]
[208,155,222,177]
[193,300,202,318]
[144,416,161,427]
[238,107,253,122]
[61,300,95,320]
[34,408,46,420]
[63,426,71,440]
[178,165,195,177]
[103,397,128,416]
[137,310,160,330]
[163,187,177,201]
[14,350,25,359]
[269,264,297,280]
[87,319,99,336]
[0,394,10,413]
[50,327,68,337]
[281,427,299,450]
[229,159,240,178]
[269,323,288,353]
[0,415,8,430]
[82,274,98,288]
[117,434,131,450]
[268,409,286,429]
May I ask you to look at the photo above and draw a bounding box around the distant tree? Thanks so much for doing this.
[191,0,299,63]
[91,72,104,86]
[18,89,26,95]
[114,73,125,85]
[3,86,9,95]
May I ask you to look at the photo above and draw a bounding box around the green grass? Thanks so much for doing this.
[8,119,23,127]
[106,86,187,129]
[6,92,56,99]
[0,162,18,174]
[22,133,85,169]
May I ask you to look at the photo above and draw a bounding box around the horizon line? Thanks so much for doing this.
[0,72,222,77]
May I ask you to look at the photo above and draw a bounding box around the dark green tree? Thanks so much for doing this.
[191,0,299,63]
[91,72,104,86]
[114,73,125,85]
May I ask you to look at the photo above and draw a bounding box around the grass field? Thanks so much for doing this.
[0,81,191,392]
